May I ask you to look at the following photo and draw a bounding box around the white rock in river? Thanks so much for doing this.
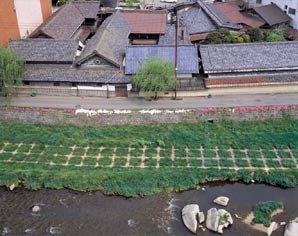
[31,205,41,213]
[199,211,205,224]
[284,222,298,236]
[182,204,200,233]
[206,208,233,234]
[213,196,230,206]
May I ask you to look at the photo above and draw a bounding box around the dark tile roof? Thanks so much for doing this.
[200,41,298,74]
[76,11,131,67]
[196,0,242,30]
[30,1,100,40]
[159,24,191,45]
[214,2,265,28]
[9,39,78,63]
[125,45,199,74]
[253,4,291,26]
[101,0,118,8]
[121,10,167,34]
[73,1,100,19]
[179,7,217,34]
[24,64,131,84]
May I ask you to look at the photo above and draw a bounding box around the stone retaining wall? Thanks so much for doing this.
[0,106,297,127]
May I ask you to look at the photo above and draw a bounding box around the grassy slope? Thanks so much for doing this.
[0,119,298,196]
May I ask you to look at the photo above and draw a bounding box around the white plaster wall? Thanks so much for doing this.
[14,0,43,38]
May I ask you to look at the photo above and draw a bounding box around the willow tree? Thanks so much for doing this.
[0,47,24,96]
[132,58,176,99]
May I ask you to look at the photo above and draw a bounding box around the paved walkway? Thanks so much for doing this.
[1,93,298,109]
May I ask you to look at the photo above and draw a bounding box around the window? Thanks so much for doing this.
[284,5,288,10]
[53,82,60,86]
[289,8,296,15]
[256,0,262,4]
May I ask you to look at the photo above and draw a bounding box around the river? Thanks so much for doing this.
[1,183,297,236]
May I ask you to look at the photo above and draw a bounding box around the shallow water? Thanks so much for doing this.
[0,183,297,236]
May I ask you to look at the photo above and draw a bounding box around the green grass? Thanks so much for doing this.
[205,159,218,167]
[203,149,216,158]
[84,157,97,166]
[114,158,127,167]
[159,149,172,158]
[251,159,265,168]
[218,149,231,158]
[98,157,112,166]
[236,160,249,167]
[144,158,157,167]
[17,144,31,153]
[278,151,291,159]
[0,120,297,196]
[173,159,188,167]
[233,150,246,159]
[220,159,234,167]
[129,158,142,167]
[252,201,284,227]
[189,159,202,167]
[247,150,261,159]
[159,158,173,167]
[73,147,85,156]
[266,160,281,168]
[130,148,143,157]
[281,160,296,168]
[4,144,18,152]
[188,149,201,158]
[68,156,82,165]
[263,150,277,159]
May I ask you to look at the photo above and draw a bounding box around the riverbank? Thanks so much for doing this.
[0,119,297,196]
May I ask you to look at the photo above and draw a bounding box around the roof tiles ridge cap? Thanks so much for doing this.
[200,41,298,48]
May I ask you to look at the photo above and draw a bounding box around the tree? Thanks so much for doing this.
[247,28,264,42]
[57,0,71,6]
[207,32,223,44]
[0,47,24,96]
[132,58,176,99]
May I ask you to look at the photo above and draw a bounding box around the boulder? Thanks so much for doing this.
[206,208,233,234]
[214,196,230,207]
[31,205,41,213]
[182,204,200,233]
[199,212,205,224]
[284,222,298,236]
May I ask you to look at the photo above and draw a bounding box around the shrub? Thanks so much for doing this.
[98,157,112,166]
[252,201,284,227]
[207,32,223,44]
[218,149,231,158]
[130,148,144,157]
[220,159,234,167]
[205,159,218,167]
[247,28,264,42]
[144,148,157,158]
[281,160,296,168]
[263,150,277,159]
[188,149,201,158]
[159,158,173,167]
[236,160,249,167]
[101,148,115,158]
[84,157,97,166]
[174,148,187,158]
[204,149,216,158]
[4,144,18,152]
[266,32,285,42]
[266,160,280,168]
[17,144,31,153]
[159,149,172,158]
[72,148,85,156]
[278,151,291,159]
[242,34,251,43]
[233,150,246,158]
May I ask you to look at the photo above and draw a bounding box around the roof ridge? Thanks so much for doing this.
[200,41,298,48]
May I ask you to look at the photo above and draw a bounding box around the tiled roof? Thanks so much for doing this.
[24,64,130,84]
[121,10,167,34]
[196,0,242,30]
[179,7,217,34]
[73,1,100,19]
[76,11,131,67]
[253,4,291,26]
[200,41,298,73]
[159,24,191,45]
[125,45,199,74]
[30,1,100,40]
[214,2,265,28]
[9,39,78,63]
